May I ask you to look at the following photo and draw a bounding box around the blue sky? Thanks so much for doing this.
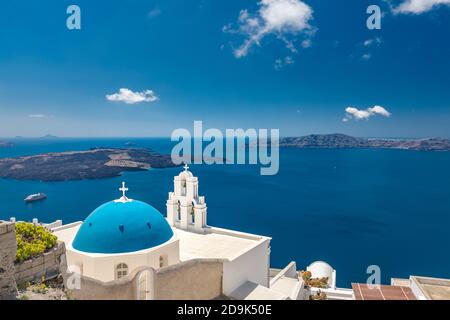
[0,0,449,138]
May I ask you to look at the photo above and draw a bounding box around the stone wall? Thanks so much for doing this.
[154,259,223,300]
[65,273,138,300]
[64,266,142,300]
[0,221,18,300]
[67,259,224,300]
[14,242,67,285]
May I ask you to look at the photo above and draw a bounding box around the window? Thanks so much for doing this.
[159,255,168,268]
[116,263,128,279]
[190,204,195,224]
[177,201,181,221]
[181,180,186,196]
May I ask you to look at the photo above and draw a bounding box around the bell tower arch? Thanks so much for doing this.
[166,164,207,232]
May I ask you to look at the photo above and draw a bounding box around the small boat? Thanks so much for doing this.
[24,193,47,203]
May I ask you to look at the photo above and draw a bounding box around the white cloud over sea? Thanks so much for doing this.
[106,88,159,104]
[343,106,391,122]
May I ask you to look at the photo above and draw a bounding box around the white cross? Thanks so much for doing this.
[183,163,189,171]
[119,181,129,199]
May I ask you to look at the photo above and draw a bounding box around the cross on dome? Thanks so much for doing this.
[119,181,129,199]
[183,163,189,171]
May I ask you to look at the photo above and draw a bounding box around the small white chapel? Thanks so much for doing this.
[52,165,307,300]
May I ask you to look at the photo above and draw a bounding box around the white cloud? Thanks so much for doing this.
[274,56,294,70]
[106,88,159,104]
[393,0,450,14]
[224,0,314,58]
[301,39,312,48]
[343,105,391,121]
[28,114,47,118]
[363,39,373,47]
[148,7,161,18]
[363,37,382,47]
[358,37,382,61]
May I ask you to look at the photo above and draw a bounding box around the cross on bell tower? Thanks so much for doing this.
[119,181,129,200]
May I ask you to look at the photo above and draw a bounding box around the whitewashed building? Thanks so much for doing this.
[53,165,305,299]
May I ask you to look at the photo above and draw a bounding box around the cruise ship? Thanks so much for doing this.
[24,193,47,203]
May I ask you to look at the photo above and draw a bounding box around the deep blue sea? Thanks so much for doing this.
[1,138,450,288]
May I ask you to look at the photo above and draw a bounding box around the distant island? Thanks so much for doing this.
[0,148,178,181]
[40,134,59,139]
[280,134,450,151]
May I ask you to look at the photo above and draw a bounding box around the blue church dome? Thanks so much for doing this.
[72,199,174,254]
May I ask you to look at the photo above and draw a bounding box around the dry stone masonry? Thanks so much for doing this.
[0,221,18,300]
[14,242,66,285]
[1,220,67,300]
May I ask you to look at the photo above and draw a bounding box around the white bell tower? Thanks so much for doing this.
[166,164,208,232]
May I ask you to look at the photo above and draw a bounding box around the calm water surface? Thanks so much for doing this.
[1,138,449,287]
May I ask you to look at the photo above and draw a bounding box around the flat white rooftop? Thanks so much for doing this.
[52,222,81,248]
[229,281,288,300]
[411,276,450,300]
[270,276,300,298]
[177,226,268,261]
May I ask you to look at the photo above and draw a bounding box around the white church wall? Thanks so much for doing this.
[65,237,180,282]
[222,239,270,296]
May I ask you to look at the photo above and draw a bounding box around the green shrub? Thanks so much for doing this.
[17,281,31,291]
[31,282,48,294]
[18,294,30,300]
[15,222,57,262]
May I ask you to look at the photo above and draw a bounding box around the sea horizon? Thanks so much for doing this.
[2,133,450,140]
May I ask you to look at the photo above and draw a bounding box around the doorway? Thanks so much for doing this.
[137,270,153,300]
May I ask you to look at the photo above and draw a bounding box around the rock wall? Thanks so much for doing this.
[0,221,18,300]
[14,242,67,285]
